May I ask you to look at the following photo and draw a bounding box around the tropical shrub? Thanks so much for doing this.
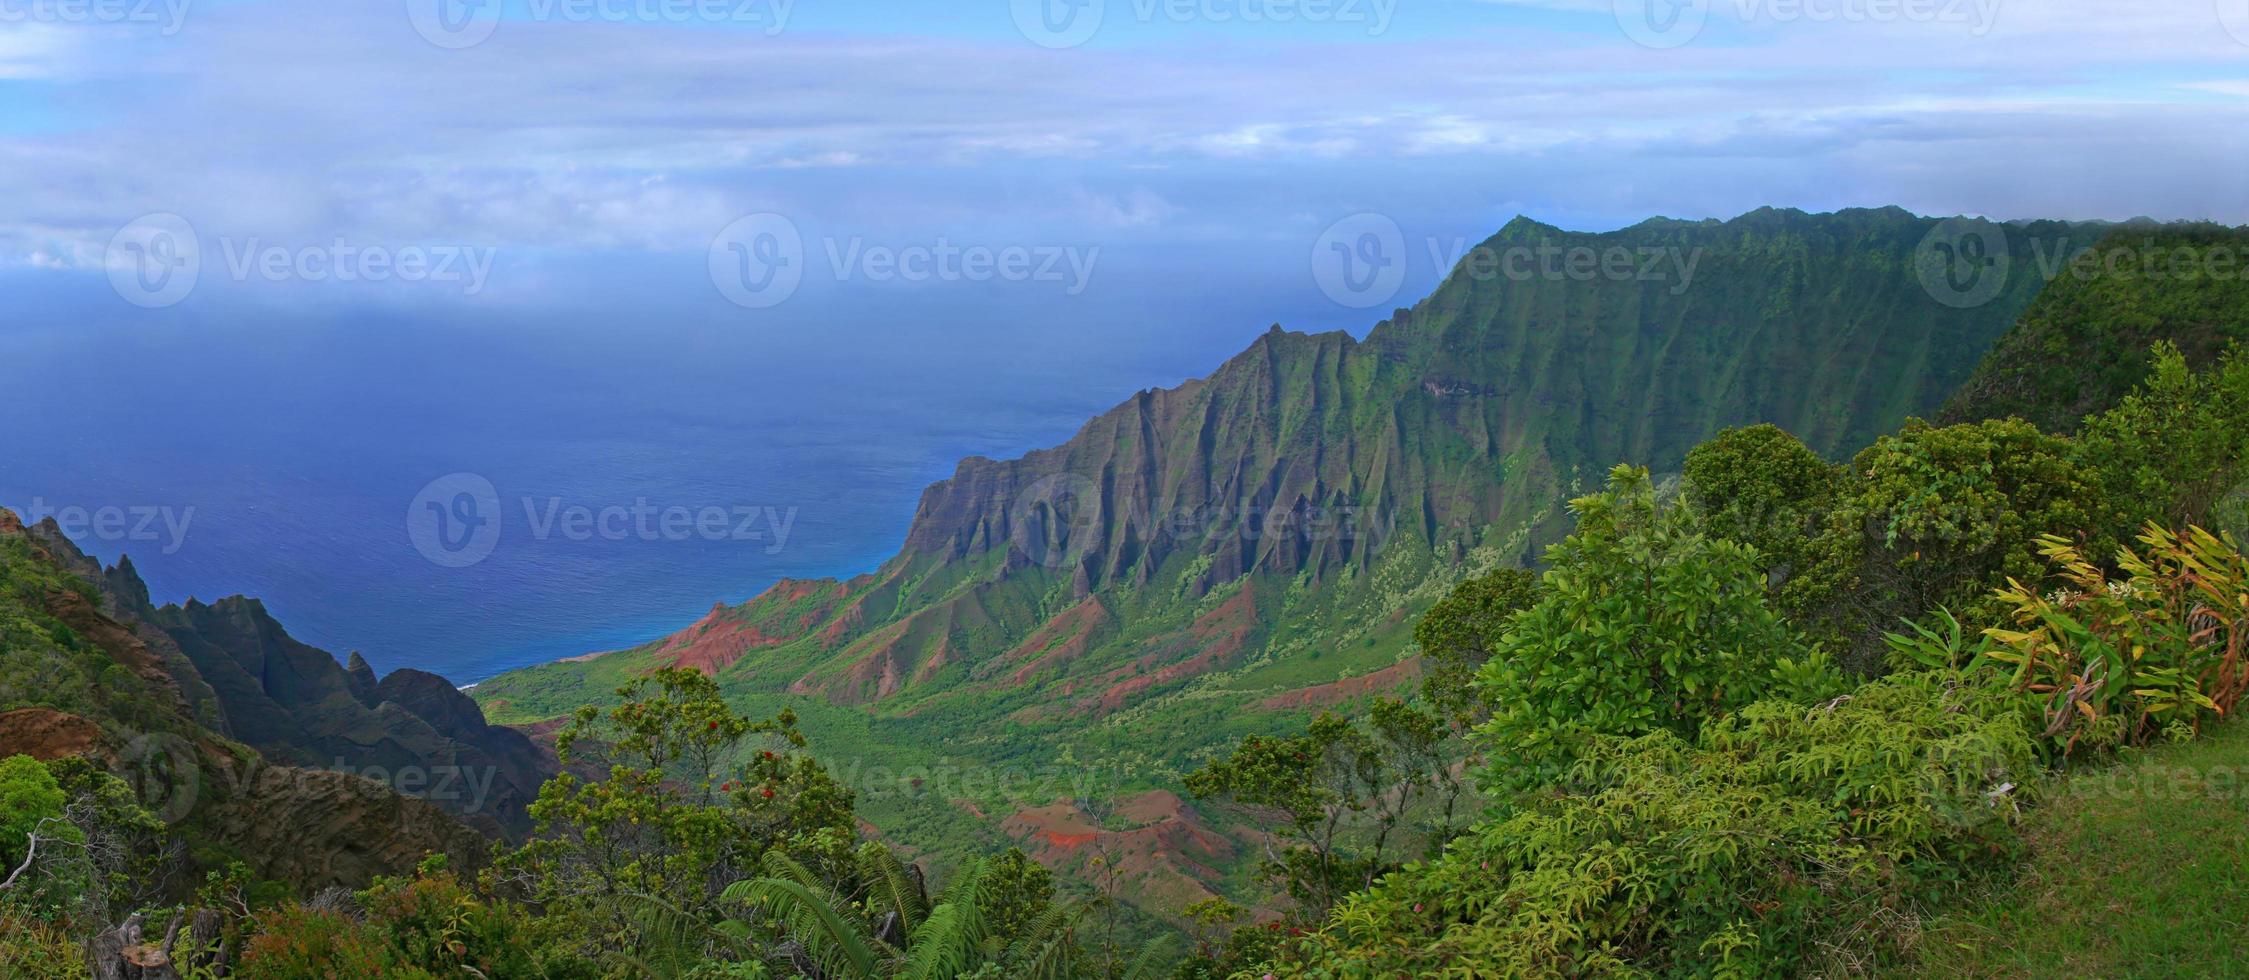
[1412,566,1541,732]
[1683,423,1843,621]
[1985,525,2249,756]
[1475,465,1837,793]
[721,845,1087,980]
[1265,669,2038,977]
[1802,418,2113,669]
[0,754,86,915]
[2074,343,2249,533]
[239,859,596,979]
[500,667,859,969]
[1186,701,1457,919]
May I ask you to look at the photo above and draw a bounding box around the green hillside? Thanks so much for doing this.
[473,207,2093,916]
[1943,224,2249,431]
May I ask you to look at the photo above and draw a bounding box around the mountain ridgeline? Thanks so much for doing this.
[487,208,2071,706]
[471,208,2095,904]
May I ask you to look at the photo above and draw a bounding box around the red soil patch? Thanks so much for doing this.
[1002,790,1242,914]
[1257,657,1425,711]
[651,579,848,675]
[652,603,791,675]
[0,708,109,763]
[1079,587,1260,714]
[995,597,1109,686]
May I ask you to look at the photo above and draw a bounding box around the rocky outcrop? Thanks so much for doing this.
[109,582,550,837]
[344,651,380,707]
[1,511,495,895]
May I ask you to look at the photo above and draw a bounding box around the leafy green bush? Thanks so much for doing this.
[1412,566,1541,732]
[236,861,597,979]
[502,667,859,968]
[1683,423,1843,622]
[721,845,1086,980]
[1264,669,2038,977]
[0,754,86,915]
[1475,465,1837,793]
[1186,701,1457,919]
[1802,418,2113,670]
[2074,343,2249,534]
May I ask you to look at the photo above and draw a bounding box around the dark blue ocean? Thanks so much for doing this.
[1,244,1417,684]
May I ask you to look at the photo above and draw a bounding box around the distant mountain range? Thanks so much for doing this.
[467,206,2113,913]
[14,205,2235,918]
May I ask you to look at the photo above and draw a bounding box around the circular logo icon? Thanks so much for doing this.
[1312,212,1407,310]
[1914,217,2012,309]
[408,0,501,49]
[710,213,806,309]
[2222,0,2249,45]
[1615,0,1709,49]
[106,213,200,309]
[119,732,201,825]
[1012,473,1105,568]
[1012,0,1105,49]
[408,472,502,568]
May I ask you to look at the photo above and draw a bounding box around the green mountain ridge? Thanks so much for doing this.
[1942,222,2249,431]
[0,510,496,893]
[471,205,2107,915]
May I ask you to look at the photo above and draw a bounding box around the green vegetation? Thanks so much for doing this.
[1194,342,2249,976]
[1475,464,1840,791]
[1270,669,2038,976]
[1184,700,1458,918]
[1908,720,2249,978]
[7,209,2247,976]
[1943,225,2249,432]
[1410,565,1539,733]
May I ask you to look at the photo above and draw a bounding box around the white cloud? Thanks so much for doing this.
[2,0,2243,272]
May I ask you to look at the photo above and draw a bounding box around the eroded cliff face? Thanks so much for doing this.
[91,560,551,837]
[607,208,2079,711]
[0,512,508,893]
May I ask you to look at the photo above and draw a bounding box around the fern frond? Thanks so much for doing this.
[859,843,930,930]
[1119,934,1175,980]
[733,877,887,979]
